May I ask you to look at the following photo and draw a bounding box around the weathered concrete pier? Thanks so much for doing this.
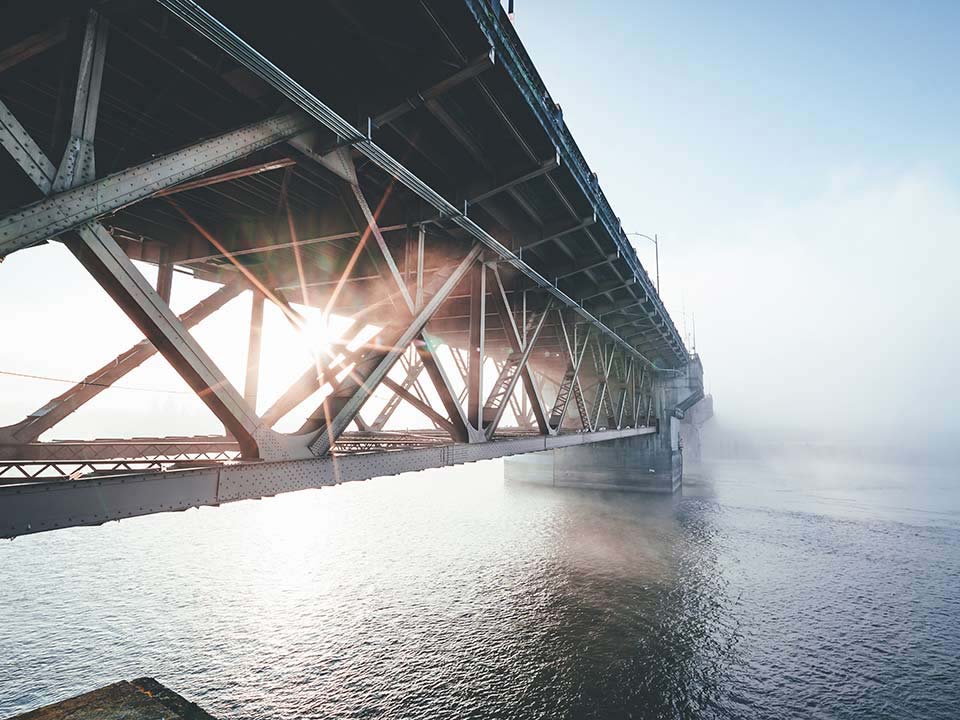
[505,356,711,492]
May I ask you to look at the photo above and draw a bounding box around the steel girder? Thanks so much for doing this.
[67,223,299,460]
[0,281,244,453]
[0,1,686,501]
[466,262,486,431]
[51,9,108,193]
[155,0,682,371]
[415,333,475,442]
[298,244,484,456]
[379,375,455,436]
[0,65,311,461]
[0,20,68,75]
[4,436,239,463]
[373,49,496,129]
[370,351,426,431]
[550,315,592,432]
[0,108,309,258]
[486,266,552,435]
[244,291,266,408]
[481,295,553,439]
[0,425,657,539]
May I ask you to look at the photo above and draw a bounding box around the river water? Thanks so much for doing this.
[1,451,958,719]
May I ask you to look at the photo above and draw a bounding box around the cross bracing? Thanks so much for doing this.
[0,0,689,537]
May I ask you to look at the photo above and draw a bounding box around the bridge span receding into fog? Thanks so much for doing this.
[0,0,709,538]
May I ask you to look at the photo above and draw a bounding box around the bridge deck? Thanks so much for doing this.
[0,0,685,536]
[1,427,655,538]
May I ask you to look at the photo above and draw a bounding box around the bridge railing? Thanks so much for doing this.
[464,0,687,362]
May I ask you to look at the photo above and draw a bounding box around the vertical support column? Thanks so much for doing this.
[415,334,472,442]
[244,290,265,408]
[156,247,173,303]
[415,225,425,310]
[52,9,108,191]
[467,261,486,432]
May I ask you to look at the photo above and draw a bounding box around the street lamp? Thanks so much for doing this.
[625,232,659,295]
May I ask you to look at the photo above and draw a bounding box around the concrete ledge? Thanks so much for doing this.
[10,678,217,719]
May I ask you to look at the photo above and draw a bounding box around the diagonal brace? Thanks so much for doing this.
[0,109,310,258]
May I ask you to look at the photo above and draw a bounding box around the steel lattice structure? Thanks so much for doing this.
[0,0,690,537]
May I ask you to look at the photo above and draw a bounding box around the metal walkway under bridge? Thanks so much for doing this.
[0,0,689,538]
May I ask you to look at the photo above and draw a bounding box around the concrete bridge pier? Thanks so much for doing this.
[504,358,709,493]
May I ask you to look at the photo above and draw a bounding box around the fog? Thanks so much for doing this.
[514,1,960,452]
[672,169,960,449]
[2,3,958,457]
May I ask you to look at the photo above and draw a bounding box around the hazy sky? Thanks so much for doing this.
[1,1,957,447]
[512,0,960,444]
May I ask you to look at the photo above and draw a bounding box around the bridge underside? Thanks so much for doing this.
[3,427,656,537]
[0,0,689,537]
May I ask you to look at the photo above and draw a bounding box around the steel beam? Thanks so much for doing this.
[156,0,680,369]
[0,99,57,194]
[466,261,486,431]
[487,268,551,434]
[371,352,433,431]
[0,21,68,75]
[380,376,454,435]
[0,426,656,539]
[155,246,174,303]
[481,297,552,439]
[615,358,632,429]
[52,9,108,192]
[521,214,596,253]
[0,93,303,460]
[370,352,416,431]
[67,223,294,460]
[632,365,646,426]
[2,436,238,463]
[589,339,616,430]
[154,157,296,198]
[373,49,496,128]
[549,315,591,431]
[416,333,473,442]
[342,181,415,314]
[244,290,265,408]
[468,154,560,206]
[299,244,483,456]
[0,281,244,450]
[0,110,310,257]
[413,226,425,309]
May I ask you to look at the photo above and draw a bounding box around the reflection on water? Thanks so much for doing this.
[1,455,958,719]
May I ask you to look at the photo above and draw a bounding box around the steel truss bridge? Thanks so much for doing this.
[0,0,689,538]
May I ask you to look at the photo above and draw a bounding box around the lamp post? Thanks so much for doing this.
[625,232,659,295]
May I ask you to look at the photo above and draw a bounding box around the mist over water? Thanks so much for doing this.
[2,438,958,719]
